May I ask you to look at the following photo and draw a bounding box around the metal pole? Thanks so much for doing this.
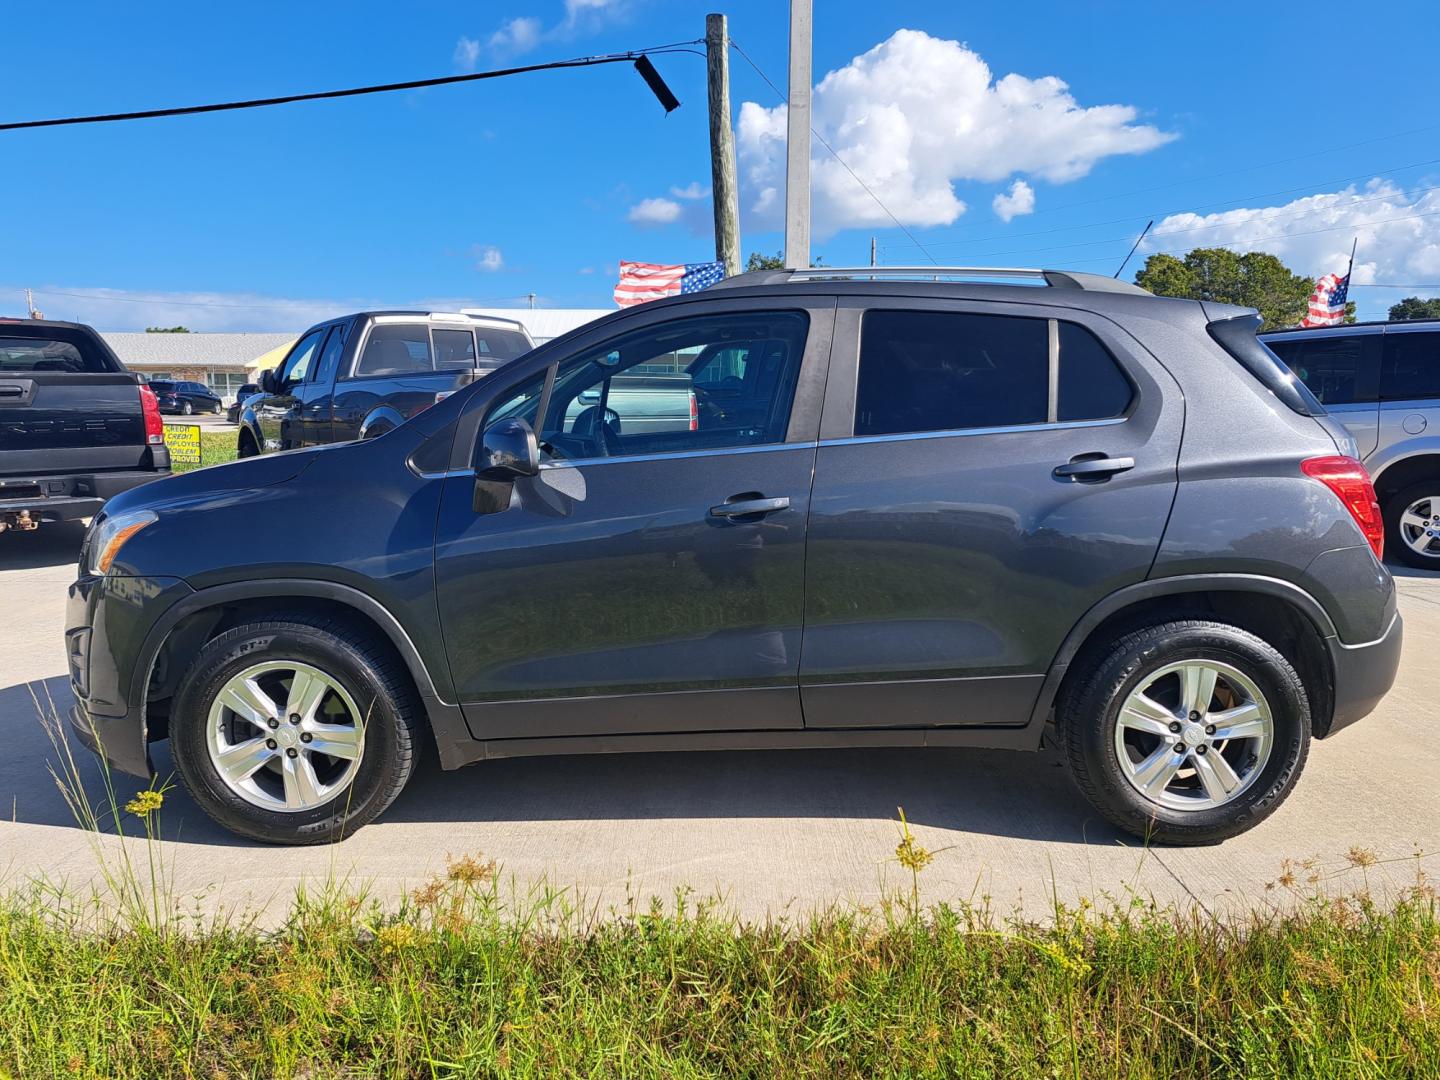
[870,237,877,267]
[706,14,742,277]
[784,0,812,269]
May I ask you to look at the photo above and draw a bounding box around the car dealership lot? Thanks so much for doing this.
[2,523,1437,924]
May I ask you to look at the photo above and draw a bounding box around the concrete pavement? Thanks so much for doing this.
[3,523,1436,923]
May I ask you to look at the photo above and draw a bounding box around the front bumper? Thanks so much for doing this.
[1322,610,1404,737]
[0,468,169,525]
[66,572,194,779]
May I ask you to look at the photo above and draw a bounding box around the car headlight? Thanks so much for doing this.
[88,509,157,576]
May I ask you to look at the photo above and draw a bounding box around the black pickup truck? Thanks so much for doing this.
[0,318,169,533]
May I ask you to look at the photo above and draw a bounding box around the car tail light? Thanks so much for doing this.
[689,390,699,432]
[1302,455,1384,560]
[138,385,165,445]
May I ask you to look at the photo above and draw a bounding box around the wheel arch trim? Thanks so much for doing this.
[358,406,406,440]
[1029,573,1339,730]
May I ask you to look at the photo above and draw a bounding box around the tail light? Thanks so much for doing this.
[1302,455,1384,560]
[138,385,165,445]
[689,390,699,432]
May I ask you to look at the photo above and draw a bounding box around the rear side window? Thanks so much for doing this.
[433,329,477,370]
[1381,331,1440,401]
[854,311,1132,437]
[1266,334,1379,405]
[355,324,433,377]
[856,311,1047,436]
[0,332,111,373]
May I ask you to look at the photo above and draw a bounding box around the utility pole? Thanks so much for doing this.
[870,237,877,267]
[706,13,742,277]
[24,288,39,319]
[784,0,812,269]
[526,292,536,309]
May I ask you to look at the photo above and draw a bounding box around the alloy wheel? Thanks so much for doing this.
[205,660,365,812]
[1113,659,1274,812]
[1398,495,1440,560]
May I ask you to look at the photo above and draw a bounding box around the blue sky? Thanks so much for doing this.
[3,0,1438,329]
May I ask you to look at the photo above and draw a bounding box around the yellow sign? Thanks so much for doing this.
[163,424,202,464]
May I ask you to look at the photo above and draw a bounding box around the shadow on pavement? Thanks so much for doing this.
[1,676,1129,850]
[0,522,86,572]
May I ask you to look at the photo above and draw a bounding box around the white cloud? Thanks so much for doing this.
[993,179,1035,222]
[473,245,505,272]
[454,36,481,72]
[1147,180,1440,283]
[628,197,682,225]
[737,29,1174,238]
[670,181,709,200]
[562,0,625,30]
[486,16,543,58]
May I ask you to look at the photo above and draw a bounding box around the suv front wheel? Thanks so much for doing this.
[170,614,422,844]
[1061,620,1310,845]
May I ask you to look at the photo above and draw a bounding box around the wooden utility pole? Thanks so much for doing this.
[706,14,742,277]
[784,0,812,269]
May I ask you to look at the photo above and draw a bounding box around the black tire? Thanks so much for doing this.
[237,431,258,458]
[1060,620,1310,845]
[181,400,193,416]
[169,613,423,844]
[1384,481,1440,570]
[211,402,221,414]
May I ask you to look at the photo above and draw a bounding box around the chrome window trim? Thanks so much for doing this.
[819,416,1125,449]
[540,441,813,470]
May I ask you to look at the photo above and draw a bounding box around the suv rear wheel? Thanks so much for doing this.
[1385,481,1440,569]
[169,614,422,844]
[1061,620,1310,844]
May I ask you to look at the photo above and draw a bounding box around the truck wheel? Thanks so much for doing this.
[238,432,258,458]
[1060,620,1309,845]
[169,614,423,844]
[1385,481,1440,569]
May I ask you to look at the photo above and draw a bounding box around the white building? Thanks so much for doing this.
[461,309,612,345]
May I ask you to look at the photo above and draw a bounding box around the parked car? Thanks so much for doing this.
[225,383,260,425]
[1263,320,1440,568]
[237,311,532,457]
[66,267,1400,846]
[149,379,223,416]
[0,318,169,532]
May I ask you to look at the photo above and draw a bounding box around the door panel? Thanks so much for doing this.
[255,328,325,452]
[432,298,836,742]
[800,299,1183,729]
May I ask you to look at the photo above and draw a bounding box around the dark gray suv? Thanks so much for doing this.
[65,268,1402,846]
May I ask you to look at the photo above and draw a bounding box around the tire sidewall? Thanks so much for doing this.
[1075,626,1310,841]
[171,623,406,843]
[1385,482,1440,570]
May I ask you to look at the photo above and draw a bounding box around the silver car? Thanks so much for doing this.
[1265,320,1440,568]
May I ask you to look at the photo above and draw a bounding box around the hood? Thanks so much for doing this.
[101,445,331,518]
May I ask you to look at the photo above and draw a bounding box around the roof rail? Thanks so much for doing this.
[709,266,1151,296]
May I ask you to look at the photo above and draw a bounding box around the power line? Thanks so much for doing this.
[0,43,702,132]
[728,38,939,265]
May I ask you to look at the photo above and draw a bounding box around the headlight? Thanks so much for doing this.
[88,509,157,575]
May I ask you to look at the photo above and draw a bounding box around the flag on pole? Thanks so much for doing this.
[614,261,725,307]
[1300,269,1351,327]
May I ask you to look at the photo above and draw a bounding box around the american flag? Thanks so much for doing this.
[1300,270,1351,327]
[614,261,725,307]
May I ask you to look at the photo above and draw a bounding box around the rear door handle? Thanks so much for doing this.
[709,495,790,520]
[1053,455,1135,481]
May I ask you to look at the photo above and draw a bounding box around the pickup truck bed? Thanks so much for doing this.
[0,319,169,531]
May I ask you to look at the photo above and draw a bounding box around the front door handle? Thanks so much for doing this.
[709,495,790,520]
[1053,455,1135,481]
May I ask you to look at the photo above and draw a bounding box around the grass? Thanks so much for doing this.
[11,679,1439,1078]
[2,868,1438,1079]
[165,429,239,474]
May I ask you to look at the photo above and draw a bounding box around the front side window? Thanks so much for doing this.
[280,330,325,384]
[487,311,808,461]
[355,324,433,378]
[1381,331,1440,401]
[1267,335,1377,405]
[311,327,345,384]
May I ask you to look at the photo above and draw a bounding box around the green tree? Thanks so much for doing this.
[744,250,826,272]
[1388,296,1440,321]
[1135,248,1355,329]
[145,325,191,333]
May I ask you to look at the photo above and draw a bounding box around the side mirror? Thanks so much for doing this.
[476,417,539,479]
[259,369,278,395]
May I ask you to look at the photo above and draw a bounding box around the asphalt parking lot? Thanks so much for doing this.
[2,522,1437,923]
